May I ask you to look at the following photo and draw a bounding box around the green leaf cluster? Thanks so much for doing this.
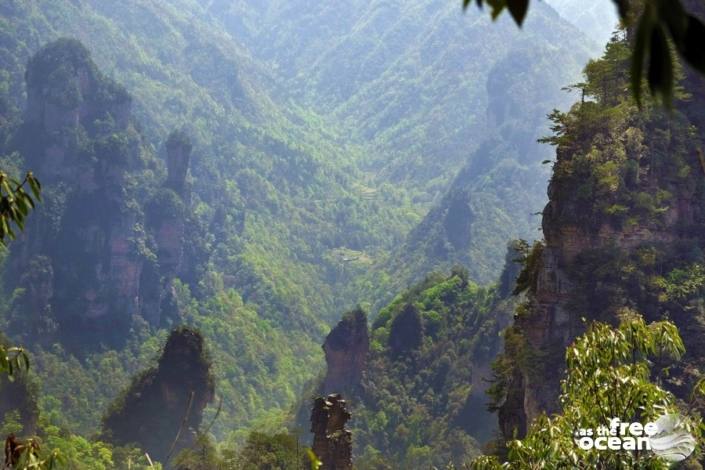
[473,314,701,469]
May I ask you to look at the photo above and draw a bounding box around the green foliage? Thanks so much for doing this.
[539,35,703,234]
[172,435,225,470]
[512,240,543,296]
[474,314,703,469]
[234,432,304,470]
[174,280,322,440]
[168,430,312,470]
[0,411,23,437]
[349,271,517,468]
[145,188,185,225]
[463,0,530,26]
[0,169,41,248]
[652,263,705,301]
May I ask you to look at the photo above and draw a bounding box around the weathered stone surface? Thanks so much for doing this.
[310,394,353,470]
[154,212,185,278]
[7,39,184,345]
[141,130,193,327]
[165,130,192,197]
[322,308,369,394]
[498,240,527,297]
[497,19,705,438]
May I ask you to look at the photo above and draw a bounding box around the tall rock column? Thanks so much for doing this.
[142,130,192,326]
[322,308,369,394]
[495,18,705,441]
[165,130,192,199]
[10,38,151,348]
[159,129,192,276]
[310,394,353,470]
[102,327,214,462]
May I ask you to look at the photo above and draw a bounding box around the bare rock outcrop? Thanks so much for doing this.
[496,13,705,439]
[102,327,214,463]
[7,39,198,345]
[165,130,192,198]
[310,394,353,470]
[322,308,369,394]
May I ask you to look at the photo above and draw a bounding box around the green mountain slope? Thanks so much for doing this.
[212,0,596,198]
[1,0,416,334]
[209,0,598,313]
[344,30,596,311]
[309,249,523,468]
[0,0,599,450]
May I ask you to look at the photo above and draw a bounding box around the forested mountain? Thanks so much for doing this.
[214,1,595,293]
[0,0,641,468]
[488,26,705,462]
[358,40,593,304]
[0,0,413,441]
[0,0,598,447]
[213,0,592,196]
[306,246,524,468]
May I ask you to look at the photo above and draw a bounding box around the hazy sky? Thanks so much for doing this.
[545,0,620,46]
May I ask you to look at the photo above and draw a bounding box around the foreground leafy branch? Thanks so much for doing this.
[0,168,61,469]
[5,436,62,470]
[473,311,704,469]
[0,170,41,247]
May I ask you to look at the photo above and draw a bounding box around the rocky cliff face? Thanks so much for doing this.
[7,39,195,346]
[10,39,148,346]
[22,39,132,185]
[321,308,369,394]
[140,130,193,327]
[154,130,191,277]
[102,327,214,463]
[495,32,705,439]
[310,394,353,470]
